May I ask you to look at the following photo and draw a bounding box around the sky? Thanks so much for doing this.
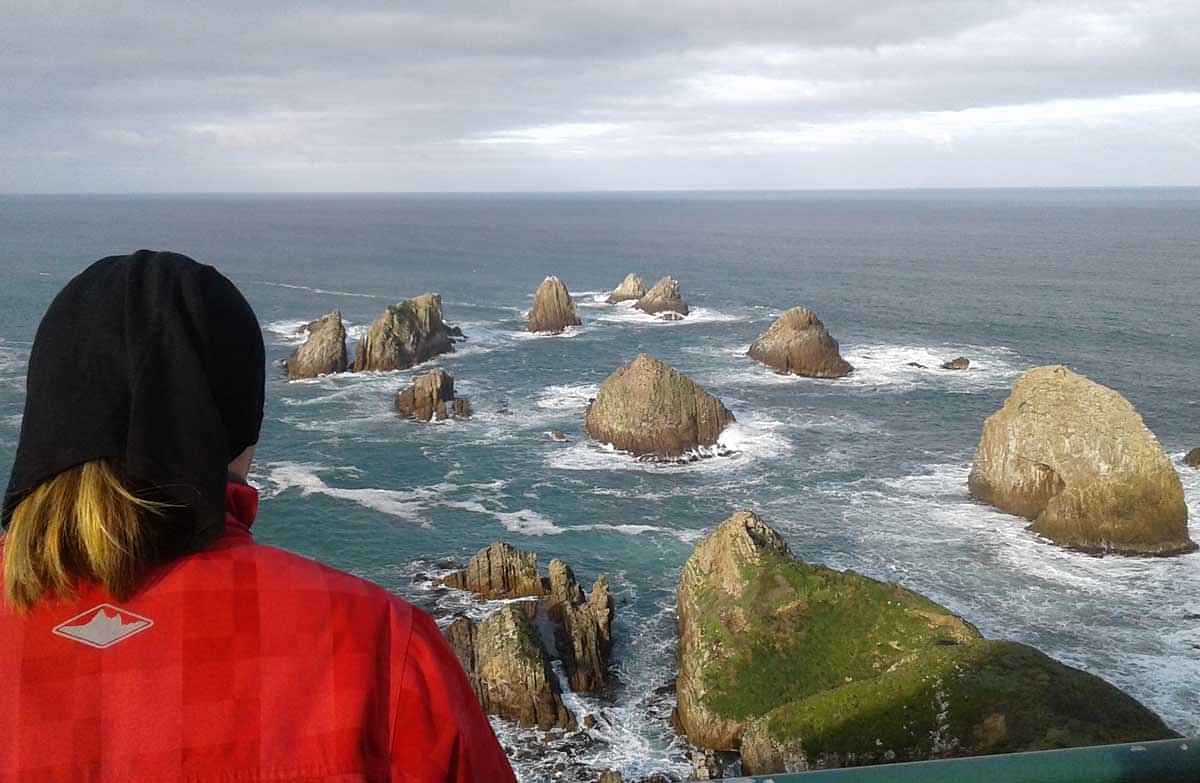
[2,0,1198,192]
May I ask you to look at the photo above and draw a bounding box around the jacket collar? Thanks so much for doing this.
[224,479,259,535]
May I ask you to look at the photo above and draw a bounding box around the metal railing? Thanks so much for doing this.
[726,738,1199,783]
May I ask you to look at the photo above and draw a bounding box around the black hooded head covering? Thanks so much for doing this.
[1,250,265,552]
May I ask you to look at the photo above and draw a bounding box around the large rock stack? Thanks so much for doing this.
[584,354,734,459]
[635,276,689,318]
[528,276,582,334]
[607,273,647,304]
[676,512,1176,775]
[394,368,472,421]
[747,307,852,378]
[440,542,616,730]
[969,365,1194,555]
[284,310,348,378]
[351,294,458,371]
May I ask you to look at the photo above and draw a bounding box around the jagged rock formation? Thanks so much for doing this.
[607,273,647,304]
[442,542,615,696]
[677,511,1176,775]
[584,354,734,459]
[635,276,689,317]
[284,310,348,379]
[969,365,1194,555]
[747,307,852,378]
[1184,448,1200,468]
[942,356,970,370]
[448,606,575,730]
[528,276,582,334]
[394,368,472,421]
[441,541,547,599]
[351,294,457,371]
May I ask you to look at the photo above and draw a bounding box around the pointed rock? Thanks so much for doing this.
[395,368,471,422]
[440,542,548,599]
[528,276,582,334]
[969,365,1194,555]
[584,354,734,458]
[677,512,1177,774]
[351,294,457,372]
[473,605,576,730]
[546,562,615,694]
[747,307,852,378]
[635,276,689,317]
[606,273,647,304]
[285,310,348,379]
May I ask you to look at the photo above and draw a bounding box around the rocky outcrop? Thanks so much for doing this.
[747,307,852,378]
[1184,448,1200,468]
[635,276,689,317]
[351,294,457,371]
[584,354,735,459]
[442,542,615,695]
[284,310,348,378]
[528,276,582,334]
[607,273,647,304]
[969,365,1194,555]
[394,368,471,421]
[441,541,547,599]
[450,606,575,730]
[942,356,970,370]
[677,512,1176,775]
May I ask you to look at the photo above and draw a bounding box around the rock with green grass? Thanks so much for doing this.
[584,354,734,459]
[351,294,458,371]
[969,365,1194,555]
[676,511,1177,775]
[472,605,576,730]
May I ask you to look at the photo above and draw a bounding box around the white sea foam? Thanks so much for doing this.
[535,383,599,411]
[590,302,745,327]
[260,280,381,298]
[262,462,434,524]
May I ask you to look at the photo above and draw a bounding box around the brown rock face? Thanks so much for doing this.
[351,294,457,372]
[464,605,576,730]
[942,356,970,370]
[285,311,348,379]
[969,365,1194,555]
[584,354,734,459]
[1184,448,1200,468]
[747,307,852,378]
[606,273,647,304]
[441,541,547,598]
[443,542,615,696]
[528,276,582,334]
[635,276,689,317]
[394,368,472,421]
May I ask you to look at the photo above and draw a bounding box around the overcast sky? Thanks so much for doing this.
[3,0,1198,192]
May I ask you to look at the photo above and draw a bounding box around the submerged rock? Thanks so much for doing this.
[1184,448,1200,468]
[635,276,689,317]
[584,354,734,459]
[528,276,582,334]
[351,294,457,372]
[941,356,970,370]
[969,365,1194,555]
[284,310,348,379]
[677,512,1176,775]
[394,368,471,421]
[747,307,852,378]
[606,273,648,304]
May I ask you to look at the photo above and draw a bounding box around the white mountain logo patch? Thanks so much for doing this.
[53,604,154,649]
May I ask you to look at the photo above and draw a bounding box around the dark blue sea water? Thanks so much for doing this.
[1,190,1198,780]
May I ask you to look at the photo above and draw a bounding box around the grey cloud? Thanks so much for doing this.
[1,0,1197,191]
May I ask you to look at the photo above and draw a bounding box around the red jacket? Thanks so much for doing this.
[0,481,517,783]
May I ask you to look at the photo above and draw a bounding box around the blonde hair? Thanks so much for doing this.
[3,460,170,611]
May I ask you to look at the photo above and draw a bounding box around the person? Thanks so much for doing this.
[0,250,516,783]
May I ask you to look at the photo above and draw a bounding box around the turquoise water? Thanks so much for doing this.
[1,190,1198,780]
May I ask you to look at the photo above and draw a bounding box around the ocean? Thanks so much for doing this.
[1,190,1198,780]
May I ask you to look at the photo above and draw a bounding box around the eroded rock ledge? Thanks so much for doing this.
[969,365,1194,556]
[440,542,615,731]
[677,511,1177,775]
